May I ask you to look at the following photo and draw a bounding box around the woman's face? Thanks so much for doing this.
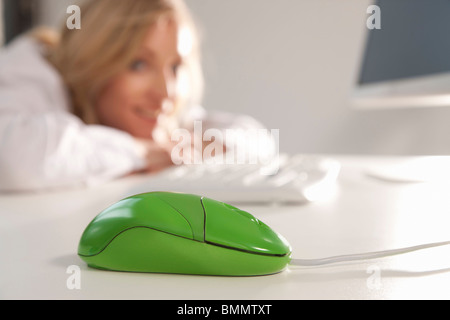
[95,17,182,139]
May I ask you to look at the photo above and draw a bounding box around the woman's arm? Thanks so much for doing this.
[0,110,147,192]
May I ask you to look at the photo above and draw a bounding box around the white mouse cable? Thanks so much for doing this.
[289,240,450,267]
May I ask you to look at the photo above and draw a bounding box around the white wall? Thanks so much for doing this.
[185,0,450,156]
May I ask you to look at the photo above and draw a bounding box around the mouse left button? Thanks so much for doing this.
[78,193,194,257]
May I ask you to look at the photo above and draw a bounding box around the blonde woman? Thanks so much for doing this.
[0,0,271,192]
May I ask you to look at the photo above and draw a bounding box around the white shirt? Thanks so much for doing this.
[0,36,271,192]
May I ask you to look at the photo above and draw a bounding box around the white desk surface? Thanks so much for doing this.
[1,155,450,300]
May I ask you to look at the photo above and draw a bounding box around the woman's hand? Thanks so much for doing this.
[133,138,176,174]
[133,129,228,175]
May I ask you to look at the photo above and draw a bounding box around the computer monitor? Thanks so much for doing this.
[352,0,450,110]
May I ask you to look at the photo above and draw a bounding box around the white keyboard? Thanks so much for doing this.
[128,154,341,204]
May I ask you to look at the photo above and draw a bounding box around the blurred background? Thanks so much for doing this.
[2,0,450,156]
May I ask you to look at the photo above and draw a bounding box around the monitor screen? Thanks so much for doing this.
[353,0,450,109]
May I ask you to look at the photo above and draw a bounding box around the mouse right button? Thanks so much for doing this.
[202,197,291,256]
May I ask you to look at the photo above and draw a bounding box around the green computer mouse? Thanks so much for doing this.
[78,192,292,276]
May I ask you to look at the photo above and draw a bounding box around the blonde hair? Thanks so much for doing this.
[33,0,203,125]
